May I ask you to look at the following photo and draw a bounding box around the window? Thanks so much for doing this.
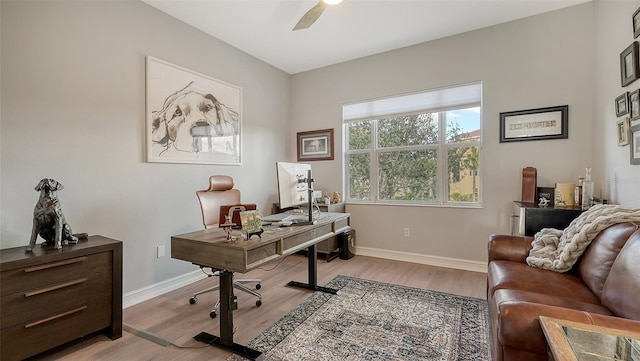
[343,83,482,206]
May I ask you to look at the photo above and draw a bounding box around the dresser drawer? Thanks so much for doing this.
[1,271,112,327]
[0,251,112,296]
[0,297,112,361]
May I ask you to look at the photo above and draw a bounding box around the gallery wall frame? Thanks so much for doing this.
[634,6,640,39]
[620,42,640,87]
[499,105,568,143]
[146,56,242,165]
[297,128,334,161]
[630,90,640,121]
[616,92,630,117]
[617,117,630,146]
[631,123,640,165]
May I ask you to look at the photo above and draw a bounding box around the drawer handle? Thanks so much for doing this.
[23,256,88,273]
[24,278,88,297]
[24,306,88,329]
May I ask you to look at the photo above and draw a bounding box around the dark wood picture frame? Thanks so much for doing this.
[616,92,630,117]
[499,105,568,143]
[634,6,640,39]
[620,42,640,87]
[297,128,334,161]
[631,123,640,165]
[630,90,640,120]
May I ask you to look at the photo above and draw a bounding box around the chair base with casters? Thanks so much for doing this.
[189,267,262,319]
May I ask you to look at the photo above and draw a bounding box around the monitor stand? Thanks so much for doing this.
[291,169,317,226]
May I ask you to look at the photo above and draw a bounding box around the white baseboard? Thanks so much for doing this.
[123,270,206,309]
[123,248,486,308]
[354,246,488,274]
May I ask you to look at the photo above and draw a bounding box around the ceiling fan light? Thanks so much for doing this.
[322,0,343,5]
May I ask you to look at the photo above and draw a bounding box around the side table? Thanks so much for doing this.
[540,316,640,361]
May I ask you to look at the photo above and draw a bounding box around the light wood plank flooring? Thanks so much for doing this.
[27,254,487,361]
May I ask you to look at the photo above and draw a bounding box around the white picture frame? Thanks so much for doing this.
[617,117,630,146]
[146,56,242,165]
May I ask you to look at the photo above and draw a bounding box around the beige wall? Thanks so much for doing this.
[0,1,290,293]
[594,0,640,208]
[291,3,594,265]
[2,1,634,296]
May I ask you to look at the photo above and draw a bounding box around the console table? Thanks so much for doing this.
[0,236,123,361]
[512,201,585,236]
[171,212,350,360]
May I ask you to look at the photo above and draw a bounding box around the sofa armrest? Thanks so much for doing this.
[488,234,534,263]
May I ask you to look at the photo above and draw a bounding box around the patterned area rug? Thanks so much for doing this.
[228,275,490,361]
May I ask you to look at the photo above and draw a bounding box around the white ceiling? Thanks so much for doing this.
[143,0,589,74]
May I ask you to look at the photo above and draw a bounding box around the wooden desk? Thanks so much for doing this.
[171,212,350,360]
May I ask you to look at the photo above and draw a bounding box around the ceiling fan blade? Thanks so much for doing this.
[293,1,326,31]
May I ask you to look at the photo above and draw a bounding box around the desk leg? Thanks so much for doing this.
[193,270,264,361]
[287,244,340,295]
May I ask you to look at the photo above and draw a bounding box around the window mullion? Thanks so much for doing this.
[371,119,379,202]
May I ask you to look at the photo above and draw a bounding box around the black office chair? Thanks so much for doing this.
[189,175,262,318]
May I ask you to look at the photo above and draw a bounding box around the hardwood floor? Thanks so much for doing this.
[27,254,487,361]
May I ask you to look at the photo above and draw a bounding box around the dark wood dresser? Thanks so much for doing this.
[0,236,122,360]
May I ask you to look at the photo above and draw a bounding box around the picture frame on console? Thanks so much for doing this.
[620,42,640,87]
[297,128,334,161]
[631,123,640,165]
[616,92,629,117]
[499,105,568,143]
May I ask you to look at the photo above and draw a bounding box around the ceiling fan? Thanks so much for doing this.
[292,0,343,31]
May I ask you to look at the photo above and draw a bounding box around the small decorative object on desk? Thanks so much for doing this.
[323,191,331,205]
[332,191,341,204]
[221,215,236,242]
[240,210,264,239]
[26,178,80,252]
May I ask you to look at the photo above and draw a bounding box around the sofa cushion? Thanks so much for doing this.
[488,260,600,304]
[601,227,640,320]
[577,222,639,300]
[491,289,614,354]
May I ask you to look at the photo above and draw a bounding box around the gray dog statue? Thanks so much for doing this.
[25,178,78,252]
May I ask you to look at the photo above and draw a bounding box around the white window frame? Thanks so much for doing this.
[343,82,482,207]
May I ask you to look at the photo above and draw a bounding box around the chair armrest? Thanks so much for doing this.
[488,234,534,263]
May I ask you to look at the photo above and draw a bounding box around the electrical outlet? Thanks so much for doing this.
[157,245,165,258]
[404,228,410,237]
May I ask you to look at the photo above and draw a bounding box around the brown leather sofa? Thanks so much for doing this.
[487,222,640,361]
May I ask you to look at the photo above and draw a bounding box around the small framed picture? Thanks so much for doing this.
[630,123,640,165]
[617,117,630,146]
[634,6,640,38]
[616,92,630,117]
[620,42,640,87]
[630,90,640,120]
[297,128,334,161]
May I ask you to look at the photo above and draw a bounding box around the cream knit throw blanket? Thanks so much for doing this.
[526,204,640,272]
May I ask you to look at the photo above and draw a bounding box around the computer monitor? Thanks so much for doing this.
[276,162,311,209]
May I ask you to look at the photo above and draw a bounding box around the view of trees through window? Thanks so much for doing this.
[345,106,481,205]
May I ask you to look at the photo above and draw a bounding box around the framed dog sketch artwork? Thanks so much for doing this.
[146,56,242,164]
